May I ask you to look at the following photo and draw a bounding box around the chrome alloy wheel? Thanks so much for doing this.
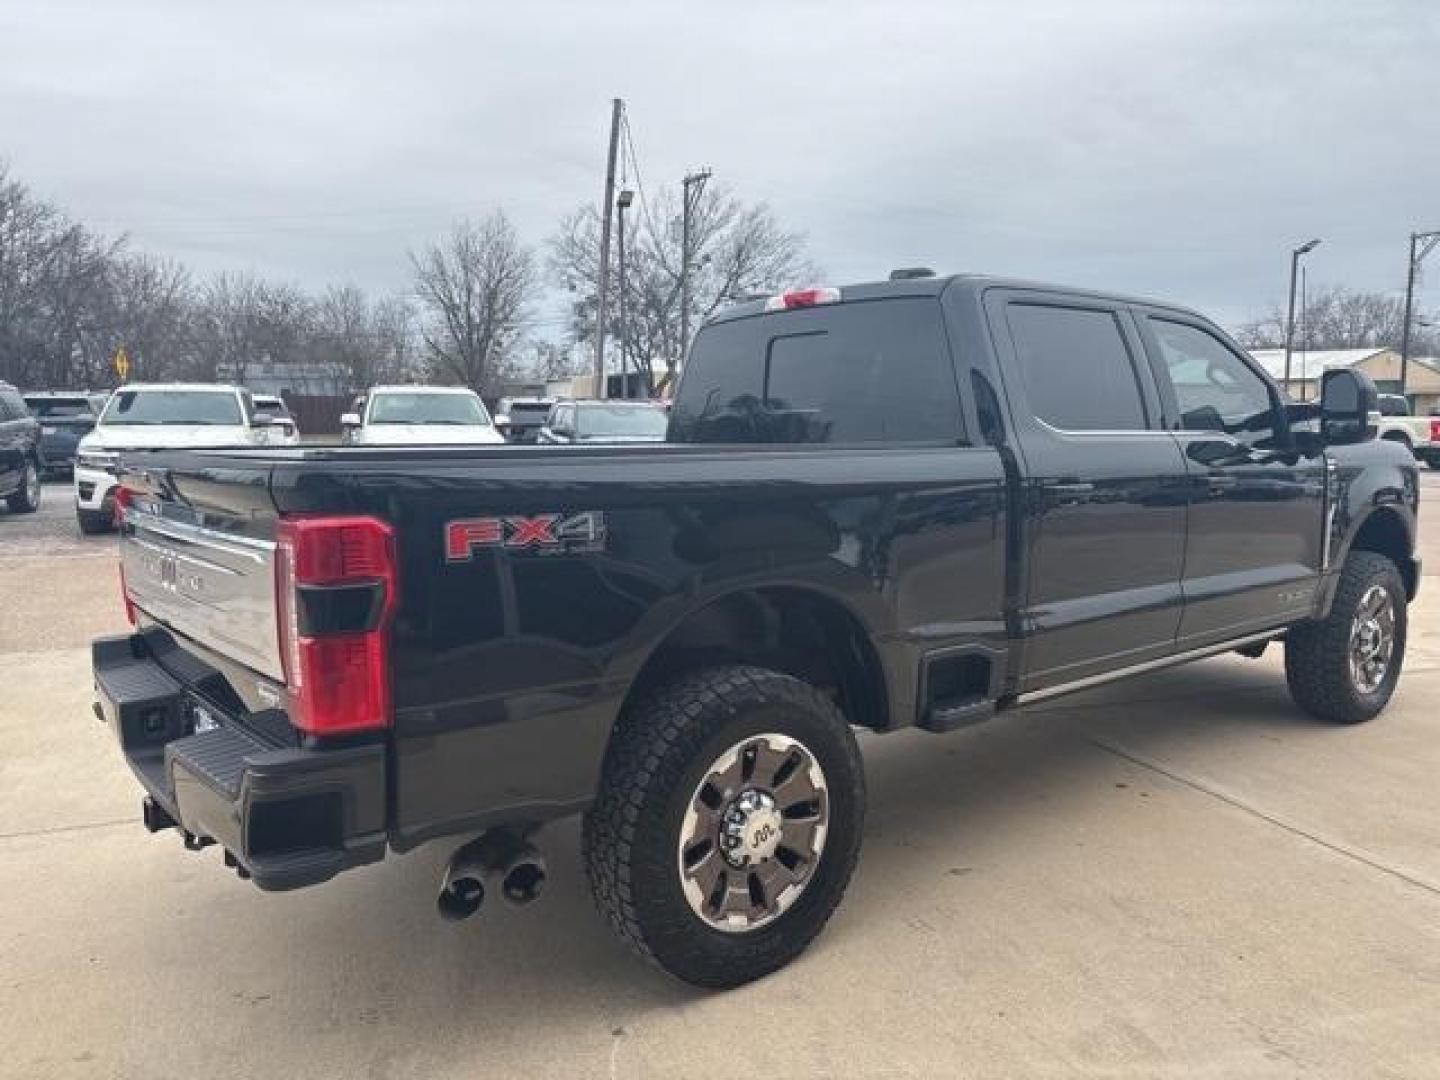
[1349,583,1396,694]
[677,733,829,933]
[25,463,40,507]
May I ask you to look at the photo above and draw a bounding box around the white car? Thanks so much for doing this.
[74,384,281,534]
[252,394,302,445]
[341,386,505,446]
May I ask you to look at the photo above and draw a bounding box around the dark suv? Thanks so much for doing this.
[23,391,108,475]
[0,381,43,514]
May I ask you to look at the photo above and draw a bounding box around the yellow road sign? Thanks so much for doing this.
[114,346,130,380]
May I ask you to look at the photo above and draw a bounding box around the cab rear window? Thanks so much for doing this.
[670,298,963,445]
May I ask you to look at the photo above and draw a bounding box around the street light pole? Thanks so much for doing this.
[679,168,712,374]
[1399,229,1440,403]
[594,97,623,400]
[616,188,634,399]
[1284,238,1321,398]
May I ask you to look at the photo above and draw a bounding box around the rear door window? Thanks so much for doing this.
[1005,304,1148,431]
[671,297,962,444]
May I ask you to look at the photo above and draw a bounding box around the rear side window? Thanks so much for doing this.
[1006,304,1147,431]
[670,298,962,444]
[25,396,94,418]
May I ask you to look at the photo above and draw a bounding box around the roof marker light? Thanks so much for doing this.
[764,287,841,312]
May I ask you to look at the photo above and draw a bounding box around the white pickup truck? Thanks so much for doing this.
[73,383,288,533]
[340,385,505,446]
[1377,395,1440,468]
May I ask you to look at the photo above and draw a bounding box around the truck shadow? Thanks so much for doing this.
[135,655,1359,1054]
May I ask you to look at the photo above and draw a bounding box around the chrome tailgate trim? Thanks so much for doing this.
[120,510,284,683]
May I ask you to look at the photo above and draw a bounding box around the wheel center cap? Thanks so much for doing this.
[721,790,783,867]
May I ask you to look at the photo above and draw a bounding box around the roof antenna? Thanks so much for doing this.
[889,267,935,281]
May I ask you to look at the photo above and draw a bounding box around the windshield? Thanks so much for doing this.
[577,404,669,438]
[253,397,293,419]
[101,390,243,426]
[369,392,490,426]
[25,396,95,418]
[505,402,553,423]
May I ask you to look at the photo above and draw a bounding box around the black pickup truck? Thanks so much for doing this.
[95,274,1420,988]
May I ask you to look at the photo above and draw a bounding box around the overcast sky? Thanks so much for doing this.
[1,0,1436,332]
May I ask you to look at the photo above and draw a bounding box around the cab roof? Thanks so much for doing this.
[369,384,479,395]
[113,382,244,393]
[705,273,1205,327]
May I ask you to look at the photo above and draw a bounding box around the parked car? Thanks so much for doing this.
[493,397,555,443]
[537,399,669,444]
[73,383,282,534]
[341,386,505,445]
[251,394,301,445]
[0,380,43,514]
[23,391,108,475]
[95,274,1418,989]
[1376,393,1440,467]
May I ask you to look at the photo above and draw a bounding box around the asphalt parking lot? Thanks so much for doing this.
[2,475,1438,1079]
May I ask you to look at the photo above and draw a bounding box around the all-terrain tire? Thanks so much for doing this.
[583,665,865,989]
[1285,551,1407,723]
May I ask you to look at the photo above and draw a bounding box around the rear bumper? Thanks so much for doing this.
[93,632,387,891]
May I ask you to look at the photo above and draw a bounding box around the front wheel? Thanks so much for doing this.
[6,461,41,513]
[1285,551,1407,723]
[583,666,865,988]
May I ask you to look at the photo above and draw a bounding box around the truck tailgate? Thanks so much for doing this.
[121,504,285,683]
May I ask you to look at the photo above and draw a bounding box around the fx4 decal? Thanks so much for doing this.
[445,512,607,561]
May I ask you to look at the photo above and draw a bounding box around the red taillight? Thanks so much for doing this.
[275,515,397,737]
[113,484,132,528]
[764,286,841,311]
[1430,418,1440,443]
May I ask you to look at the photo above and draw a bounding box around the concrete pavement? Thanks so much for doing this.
[1,475,1437,1079]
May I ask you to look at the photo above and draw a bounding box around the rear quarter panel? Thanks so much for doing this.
[268,445,1007,845]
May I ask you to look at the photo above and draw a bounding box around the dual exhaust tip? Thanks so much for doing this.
[438,830,546,921]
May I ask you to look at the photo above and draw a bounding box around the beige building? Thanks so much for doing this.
[1248,347,1440,415]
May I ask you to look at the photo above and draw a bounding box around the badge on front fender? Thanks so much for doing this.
[445,512,607,561]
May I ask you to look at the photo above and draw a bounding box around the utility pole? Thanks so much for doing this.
[1283,238,1321,398]
[594,98,623,399]
[1399,229,1440,403]
[678,167,712,373]
[616,188,634,398]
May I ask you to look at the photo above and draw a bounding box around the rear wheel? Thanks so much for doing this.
[583,665,865,988]
[6,461,40,513]
[1285,551,1406,723]
[76,507,111,535]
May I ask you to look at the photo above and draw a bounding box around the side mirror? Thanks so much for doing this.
[340,412,361,428]
[251,411,275,428]
[1320,369,1379,446]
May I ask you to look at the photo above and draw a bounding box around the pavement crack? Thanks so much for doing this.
[0,818,134,842]
[1085,734,1440,901]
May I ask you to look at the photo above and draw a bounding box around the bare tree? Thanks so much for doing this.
[411,212,535,395]
[78,253,192,386]
[309,286,419,392]
[550,183,815,391]
[1235,285,1437,354]
[190,273,314,384]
